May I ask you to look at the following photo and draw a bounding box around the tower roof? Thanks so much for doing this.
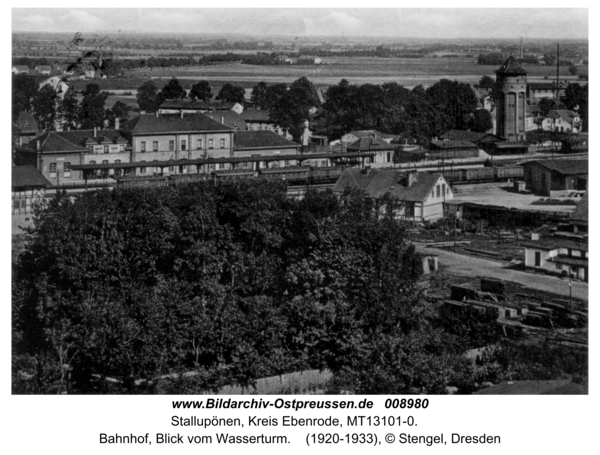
[495,55,527,76]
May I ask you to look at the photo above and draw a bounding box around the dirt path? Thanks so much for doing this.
[417,244,588,301]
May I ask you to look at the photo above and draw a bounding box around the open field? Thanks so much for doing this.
[58,57,587,92]
[126,57,586,88]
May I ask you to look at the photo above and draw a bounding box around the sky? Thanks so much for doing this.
[11,7,588,40]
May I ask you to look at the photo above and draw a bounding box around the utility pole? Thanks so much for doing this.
[556,43,560,102]
[454,214,457,253]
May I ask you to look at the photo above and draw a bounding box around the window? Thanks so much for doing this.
[102,160,108,165]
[442,184,446,196]
[49,163,57,176]
[64,162,71,178]
[89,160,96,165]
[556,263,563,270]
[140,141,146,152]
[220,138,225,149]
[88,146,94,153]
[436,185,440,198]
[568,249,573,257]
[386,152,391,163]
[120,144,125,152]
[104,145,109,154]
[169,140,175,151]
[153,141,158,152]
[197,139,202,150]
[209,139,214,149]
[140,166,146,174]
[168,166,174,173]
[181,140,187,151]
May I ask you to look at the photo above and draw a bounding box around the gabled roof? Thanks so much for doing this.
[17,112,39,135]
[13,65,30,73]
[495,55,527,76]
[240,109,272,122]
[12,165,51,189]
[121,113,233,134]
[570,193,588,224]
[521,159,588,175]
[439,129,501,143]
[347,137,395,152]
[430,140,479,149]
[35,65,52,72]
[234,130,299,149]
[333,169,445,203]
[24,129,127,153]
[203,111,247,130]
[548,109,579,123]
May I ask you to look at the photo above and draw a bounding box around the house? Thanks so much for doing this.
[12,65,30,74]
[345,136,396,166]
[120,113,234,175]
[542,110,581,133]
[439,129,504,151]
[569,192,588,234]
[341,130,393,145]
[522,235,588,282]
[233,130,301,170]
[333,168,454,222]
[16,112,39,147]
[521,159,588,196]
[37,76,70,99]
[12,165,51,216]
[34,65,52,75]
[14,128,129,183]
[298,55,322,64]
[526,82,567,103]
[240,109,292,139]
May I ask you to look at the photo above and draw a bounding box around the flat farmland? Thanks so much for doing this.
[125,57,586,88]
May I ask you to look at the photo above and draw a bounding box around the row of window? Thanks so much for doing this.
[140,138,226,152]
[137,163,225,174]
[87,144,126,153]
[432,183,447,199]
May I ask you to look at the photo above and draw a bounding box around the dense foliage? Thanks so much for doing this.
[12,181,500,394]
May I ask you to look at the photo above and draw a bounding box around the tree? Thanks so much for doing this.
[137,80,159,112]
[78,83,108,129]
[270,77,318,141]
[189,80,212,102]
[105,101,132,128]
[568,65,579,76]
[470,109,493,133]
[160,77,186,101]
[426,79,478,130]
[250,81,269,109]
[13,74,39,115]
[478,75,495,90]
[58,89,79,130]
[32,85,58,132]
[538,97,556,116]
[217,83,246,104]
[562,83,588,132]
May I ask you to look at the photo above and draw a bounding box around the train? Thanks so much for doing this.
[436,164,524,184]
[117,165,348,188]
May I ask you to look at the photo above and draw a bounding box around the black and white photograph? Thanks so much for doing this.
[11,6,589,400]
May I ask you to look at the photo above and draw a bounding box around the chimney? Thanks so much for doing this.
[407,170,418,187]
[221,116,225,124]
[93,127,97,137]
[531,233,540,241]
[180,111,184,119]
[36,140,40,150]
[115,118,120,130]
[156,111,159,118]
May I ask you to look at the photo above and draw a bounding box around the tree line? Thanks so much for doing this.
[12,181,504,394]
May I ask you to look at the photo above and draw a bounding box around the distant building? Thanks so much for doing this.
[38,76,70,99]
[233,130,301,169]
[522,235,588,282]
[120,113,234,175]
[345,136,397,167]
[542,110,581,133]
[16,112,39,147]
[158,99,244,115]
[12,65,30,75]
[34,65,52,75]
[240,109,291,139]
[15,129,129,183]
[521,159,588,196]
[12,165,51,215]
[527,82,568,103]
[429,140,480,159]
[333,168,453,222]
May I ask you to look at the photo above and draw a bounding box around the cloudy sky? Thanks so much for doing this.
[12,7,588,39]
